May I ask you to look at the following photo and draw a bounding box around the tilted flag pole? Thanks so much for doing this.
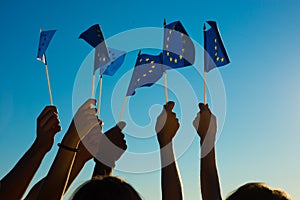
[163,18,169,103]
[203,24,207,105]
[119,96,128,122]
[97,74,103,118]
[37,28,56,105]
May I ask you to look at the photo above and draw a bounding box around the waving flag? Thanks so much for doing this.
[126,52,164,96]
[100,48,126,76]
[162,21,195,69]
[37,30,56,64]
[79,24,110,72]
[204,21,230,72]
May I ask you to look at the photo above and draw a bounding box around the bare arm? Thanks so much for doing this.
[37,99,98,200]
[156,102,182,200]
[0,106,61,200]
[193,103,222,200]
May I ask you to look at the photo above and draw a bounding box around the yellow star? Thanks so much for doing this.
[143,73,147,77]
[137,78,141,82]
[221,57,224,62]
[150,61,154,64]
[216,57,220,61]
[148,70,153,73]
[182,48,185,53]
[179,55,183,60]
[214,38,217,43]
[169,57,173,62]
[139,58,143,63]
[214,46,217,50]
[167,37,170,41]
[166,44,169,49]
[103,57,106,61]
[214,52,218,57]
[166,52,170,56]
[169,30,172,35]
[174,59,178,63]
[145,58,150,62]
[151,65,156,68]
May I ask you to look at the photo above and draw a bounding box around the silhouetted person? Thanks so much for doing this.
[193,103,291,200]
[0,105,61,200]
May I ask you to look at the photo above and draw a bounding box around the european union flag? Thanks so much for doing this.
[100,48,126,76]
[37,30,56,64]
[162,21,195,69]
[204,21,230,72]
[79,24,110,72]
[126,52,164,96]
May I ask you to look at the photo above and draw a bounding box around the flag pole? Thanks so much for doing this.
[119,96,128,121]
[163,18,169,103]
[97,75,103,118]
[91,73,95,99]
[203,24,207,105]
[45,59,54,105]
[40,28,54,105]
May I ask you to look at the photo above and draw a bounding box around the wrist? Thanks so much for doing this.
[32,139,50,155]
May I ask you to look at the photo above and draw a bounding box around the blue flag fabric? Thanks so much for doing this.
[204,21,230,72]
[37,30,56,64]
[162,21,195,69]
[79,24,110,72]
[126,53,164,96]
[100,48,126,76]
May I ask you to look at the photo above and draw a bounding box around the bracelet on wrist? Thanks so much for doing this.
[57,143,79,152]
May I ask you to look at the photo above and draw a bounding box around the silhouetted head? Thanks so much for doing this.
[71,176,142,200]
[226,182,290,200]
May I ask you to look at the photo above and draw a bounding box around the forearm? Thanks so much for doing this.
[65,156,87,191]
[200,144,222,200]
[160,142,183,200]
[37,127,80,199]
[0,141,46,200]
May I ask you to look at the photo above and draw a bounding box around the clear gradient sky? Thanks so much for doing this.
[0,0,300,199]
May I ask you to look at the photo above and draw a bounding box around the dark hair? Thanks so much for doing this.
[226,182,290,200]
[71,176,142,200]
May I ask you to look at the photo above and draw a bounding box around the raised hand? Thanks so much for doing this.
[36,105,61,153]
[193,103,217,143]
[155,101,180,147]
[71,99,99,139]
[96,122,127,168]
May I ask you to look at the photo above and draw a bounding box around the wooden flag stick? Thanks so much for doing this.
[91,73,96,99]
[203,23,207,105]
[163,71,169,103]
[119,96,128,121]
[97,75,103,118]
[203,70,207,105]
[45,63,53,105]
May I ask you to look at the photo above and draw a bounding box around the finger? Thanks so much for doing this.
[199,103,208,111]
[48,125,62,136]
[117,121,126,130]
[39,111,59,128]
[38,106,58,122]
[43,115,60,131]
[81,99,96,110]
[164,101,175,112]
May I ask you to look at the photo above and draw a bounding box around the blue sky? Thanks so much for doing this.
[1,0,300,199]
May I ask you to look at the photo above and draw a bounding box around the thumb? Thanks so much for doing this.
[164,101,175,112]
[116,121,126,130]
